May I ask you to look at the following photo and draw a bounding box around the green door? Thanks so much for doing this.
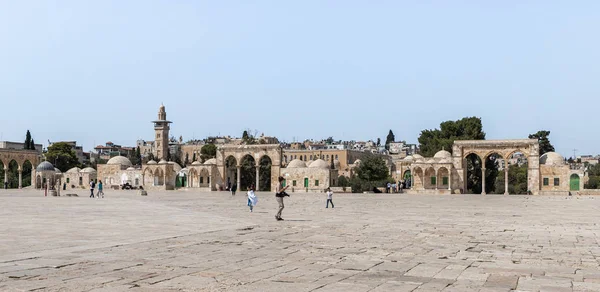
[304,178,309,188]
[570,174,580,191]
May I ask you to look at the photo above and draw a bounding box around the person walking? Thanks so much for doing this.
[326,187,334,208]
[89,180,95,198]
[97,180,104,198]
[247,186,258,212]
[231,183,237,196]
[275,176,289,221]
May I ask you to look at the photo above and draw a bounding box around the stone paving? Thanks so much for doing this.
[2,189,600,291]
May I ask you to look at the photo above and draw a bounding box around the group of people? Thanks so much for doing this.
[385,179,411,193]
[89,180,104,198]
[244,176,334,221]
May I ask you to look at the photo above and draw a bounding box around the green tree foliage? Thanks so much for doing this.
[337,176,350,187]
[528,130,555,156]
[258,156,272,191]
[45,142,79,172]
[242,130,257,145]
[192,152,197,163]
[200,144,217,163]
[129,146,142,166]
[325,137,334,144]
[30,139,36,150]
[376,138,381,147]
[350,155,393,192]
[385,130,395,150]
[585,164,600,189]
[24,130,32,150]
[418,117,486,157]
[184,153,189,166]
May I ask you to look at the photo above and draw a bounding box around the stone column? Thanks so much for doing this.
[255,166,260,191]
[448,170,452,191]
[504,164,509,195]
[435,169,438,190]
[18,169,22,189]
[481,167,486,195]
[236,166,241,189]
[3,168,7,188]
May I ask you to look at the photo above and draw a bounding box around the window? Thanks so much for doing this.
[200,177,204,184]
[300,156,303,161]
[315,180,319,186]
[79,177,83,185]
[431,177,436,185]
[326,155,329,160]
[442,177,448,185]
[554,178,560,186]
[304,155,307,161]
[543,178,549,186]
[292,180,296,186]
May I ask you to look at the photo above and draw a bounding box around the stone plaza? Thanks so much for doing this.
[2,190,600,292]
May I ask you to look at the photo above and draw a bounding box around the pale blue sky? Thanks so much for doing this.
[1,1,598,157]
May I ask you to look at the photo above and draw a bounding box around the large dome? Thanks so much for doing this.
[107,156,133,166]
[309,159,329,169]
[36,161,55,172]
[287,159,307,168]
[540,152,565,166]
[434,150,452,159]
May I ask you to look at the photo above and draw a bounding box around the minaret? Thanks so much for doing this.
[152,104,172,160]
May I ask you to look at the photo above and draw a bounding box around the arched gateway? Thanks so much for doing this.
[452,139,540,195]
[216,145,282,191]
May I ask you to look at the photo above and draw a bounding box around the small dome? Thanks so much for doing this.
[191,161,202,166]
[309,159,329,169]
[540,152,565,166]
[158,159,168,164]
[126,167,135,171]
[81,167,97,173]
[147,160,157,165]
[36,161,55,172]
[403,156,414,162]
[434,150,452,159]
[287,159,307,168]
[426,158,436,164]
[66,167,81,174]
[439,158,452,164]
[412,154,424,159]
[107,156,133,166]
[204,158,217,165]
[54,168,62,174]
[305,160,314,167]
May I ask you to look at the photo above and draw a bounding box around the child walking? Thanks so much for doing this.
[247,187,258,212]
[326,187,334,208]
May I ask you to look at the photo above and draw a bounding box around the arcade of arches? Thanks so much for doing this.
[0,149,39,189]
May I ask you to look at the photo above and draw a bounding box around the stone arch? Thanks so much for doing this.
[437,166,450,190]
[188,168,198,188]
[258,155,272,191]
[21,160,34,188]
[239,154,256,191]
[224,155,237,188]
[465,153,483,194]
[424,167,436,189]
[143,167,154,186]
[154,168,164,186]
[403,169,412,188]
[412,166,424,190]
[200,168,210,187]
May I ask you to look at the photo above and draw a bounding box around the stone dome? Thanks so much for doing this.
[66,167,81,174]
[191,161,202,166]
[403,155,414,162]
[36,161,55,172]
[412,154,424,162]
[158,159,168,165]
[126,167,135,171]
[287,159,307,168]
[426,158,436,164]
[309,159,329,169]
[147,160,157,165]
[439,158,452,164]
[81,167,97,173]
[107,156,133,166]
[540,152,565,166]
[434,150,452,159]
[204,158,217,165]
[305,160,314,167]
[54,168,62,174]
[169,161,182,172]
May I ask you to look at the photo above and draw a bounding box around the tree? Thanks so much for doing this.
[136,146,142,166]
[325,137,334,144]
[376,138,381,147]
[166,149,172,162]
[528,130,555,156]
[184,153,189,166]
[350,155,392,192]
[192,152,197,163]
[45,142,79,172]
[418,117,486,157]
[385,130,395,150]
[200,144,217,162]
[30,139,36,150]
[24,130,32,150]
[242,130,257,145]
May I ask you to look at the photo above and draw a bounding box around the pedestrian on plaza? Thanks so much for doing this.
[231,183,237,196]
[247,186,258,212]
[63,182,66,190]
[326,187,334,208]
[4,181,7,189]
[275,176,290,221]
[386,182,391,193]
[89,180,95,198]
[97,180,104,198]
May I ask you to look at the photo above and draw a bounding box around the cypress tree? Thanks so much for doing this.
[24,130,32,150]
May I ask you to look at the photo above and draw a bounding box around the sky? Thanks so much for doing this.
[1,1,599,158]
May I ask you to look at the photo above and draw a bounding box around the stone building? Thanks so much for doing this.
[141,159,178,190]
[281,159,338,192]
[152,104,171,161]
[97,156,143,189]
[539,152,584,194]
[282,149,376,177]
[63,167,97,189]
